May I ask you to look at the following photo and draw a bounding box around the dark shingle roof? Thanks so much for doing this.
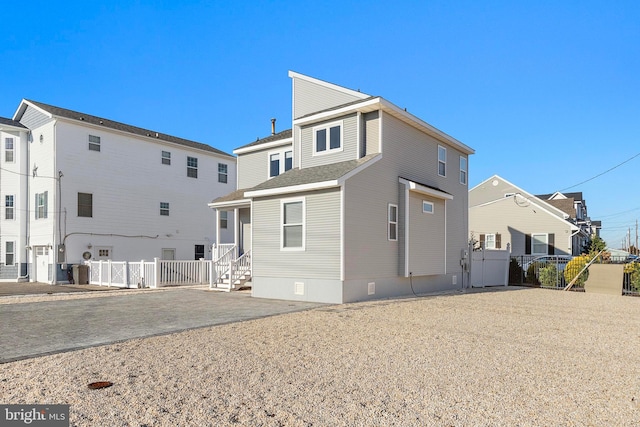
[249,154,380,193]
[0,116,27,128]
[24,100,233,157]
[210,188,251,204]
[295,96,378,120]
[235,129,292,151]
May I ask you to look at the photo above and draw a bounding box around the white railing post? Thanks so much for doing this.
[107,260,112,287]
[98,260,103,286]
[139,260,145,288]
[124,261,129,288]
[153,257,160,288]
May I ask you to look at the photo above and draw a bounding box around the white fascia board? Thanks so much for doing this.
[293,97,382,126]
[208,199,251,209]
[399,178,453,200]
[288,71,371,99]
[380,99,475,155]
[233,138,293,155]
[0,123,28,132]
[13,99,53,121]
[245,180,339,198]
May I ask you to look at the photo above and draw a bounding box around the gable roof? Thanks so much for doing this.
[0,116,27,129]
[234,129,293,153]
[13,99,233,158]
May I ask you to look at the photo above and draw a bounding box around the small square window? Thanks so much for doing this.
[162,151,171,165]
[89,135,101,152]
[160,202,170,216]
[423,201,434,214]
[218,163,228,183]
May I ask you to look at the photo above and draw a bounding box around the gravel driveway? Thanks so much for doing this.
[1,287,639,426]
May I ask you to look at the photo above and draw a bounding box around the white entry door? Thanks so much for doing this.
[35,246,50,283]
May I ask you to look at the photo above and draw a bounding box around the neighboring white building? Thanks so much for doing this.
[1,100,235,283]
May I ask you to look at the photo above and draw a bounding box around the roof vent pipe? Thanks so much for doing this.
[271,118,276,135]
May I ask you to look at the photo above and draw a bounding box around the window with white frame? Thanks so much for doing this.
[160,202,170,216]
[269,153,280,178]
[532,233,548,255]
[485,234,496,249]
[187,157,198,178]
[269,150,294,178]
[219,211,228,229]
[388,204,398,241]
[284,150,293,171]
[162,151,171,165]
[35,192,47,219]
[460,156,467,185]
[5,241,14,266]
[422,201,434,214]
[438,145,446,177]
[5,137,14,162]
[77,192,93,218]
[218,163,228,183]
[5,195,14,220]
[88,135,101,151]
[282,199,305,249]
[313,121,342,154]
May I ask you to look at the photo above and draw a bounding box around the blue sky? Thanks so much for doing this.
[2,1,638,248]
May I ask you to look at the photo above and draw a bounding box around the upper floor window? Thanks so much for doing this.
[5,195,14,220]
[35,192,48,219]
[313,121,342,155]
[438,145,446,177]
[160,202,170,216]
[5,138,14,162]
[388,204,398,241]
[218,163,228,183]
[88,135,101,152]
[187,157,198,178]
[162,151,171,165]
[460,156,467,185]
[78,192,93,218]
[282,198,305,250]
[269,150,293,178]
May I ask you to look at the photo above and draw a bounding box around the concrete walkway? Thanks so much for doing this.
[0,287,326,363]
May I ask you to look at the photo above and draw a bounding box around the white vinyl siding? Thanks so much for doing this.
[302,114,358,168]
[364,111,380,156]
[236,142,293,188]
[292,76,366,119]
[408,193,445,276]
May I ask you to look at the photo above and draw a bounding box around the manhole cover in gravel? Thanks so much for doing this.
[87,381,113,390]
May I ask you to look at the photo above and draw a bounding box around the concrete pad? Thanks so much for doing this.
[0,288,326,363]
[0,282,118,297]
[584,264,624,295]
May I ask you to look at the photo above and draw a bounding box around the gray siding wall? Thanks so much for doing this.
[300,113,358,169]
[237,142,292,189]
[252,188,341,280]
[469,197,573,256]
[408,192,445,275]
[364,111,380,156]
[0,265,18,280]
[19,105,53,129]
[293,78,364,119]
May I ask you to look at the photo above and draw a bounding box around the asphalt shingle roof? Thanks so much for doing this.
[235,129,292,151]
[24,100,233,157]
[0,116,27,128]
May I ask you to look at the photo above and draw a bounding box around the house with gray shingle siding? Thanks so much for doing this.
[209,71,474,303]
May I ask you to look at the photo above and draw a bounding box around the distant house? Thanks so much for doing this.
[469,175,588,257]
[1,100,235,283]
[209,71,474,303]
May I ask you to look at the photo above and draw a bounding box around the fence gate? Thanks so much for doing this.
[470,246,510,287]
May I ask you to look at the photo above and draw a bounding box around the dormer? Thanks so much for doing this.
[233,129,293,189]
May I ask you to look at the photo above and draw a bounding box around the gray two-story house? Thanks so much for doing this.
[210,71,474,303]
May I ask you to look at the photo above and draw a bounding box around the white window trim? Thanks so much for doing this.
[162,151,171,165]
[422,201,434,214]
[218,163,228,183]
[312,120,344,156]
[388,203,398,241]
[5,241,15,266]
[88,134,101,152]
[268,149,294,179]
[459,156,467,185]
[187,156,198,178]
[5,137,14,163]
[485,233,496,249]
[160,202,170,216]
[5,195,14,220]
[219,211,228,229]
[438,145,446,177]
[280,197,306,251]
[532,233,548,255]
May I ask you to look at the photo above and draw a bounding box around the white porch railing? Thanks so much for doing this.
[212,243,237,261]
[230,250,251,285]
[210,245,237,287]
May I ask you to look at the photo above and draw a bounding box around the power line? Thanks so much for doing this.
[559,151,640,191]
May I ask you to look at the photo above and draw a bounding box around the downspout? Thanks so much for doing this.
[52,121,57,284]
[17,130,31,280]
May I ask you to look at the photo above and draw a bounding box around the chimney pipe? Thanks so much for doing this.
[271,118,276,135]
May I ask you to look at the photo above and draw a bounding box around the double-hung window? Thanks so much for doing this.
[388,204,398,241]
[187,157,198,178]
[313,121,342,155]
[160,202,170,216]
[5,241,14,266]
[438,145,446,177]
[485,234,496,249]
[269,150,293,178]
[78,192,93,217]
[35,192,47,219]
[460,156,467,185]
[5,137,14,162]
[219,211,228,229]
[218,163,228,183]
[532,234,548,255]
[5,195,14,220]
[162,151,171,165]
[282,198,305,250]
[88,135,101,151]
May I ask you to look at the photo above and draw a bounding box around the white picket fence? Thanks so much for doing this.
[86,258,213,288]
